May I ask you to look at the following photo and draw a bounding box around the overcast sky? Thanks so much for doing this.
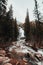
[7,0,43,23]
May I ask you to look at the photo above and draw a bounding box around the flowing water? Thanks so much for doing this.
[9,27,43,65]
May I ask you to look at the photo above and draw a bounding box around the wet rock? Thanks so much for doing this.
[31,46,38,52]
[0,50,6,56]
[3,63,12,65]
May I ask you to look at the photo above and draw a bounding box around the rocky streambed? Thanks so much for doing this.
[8,39,43,65]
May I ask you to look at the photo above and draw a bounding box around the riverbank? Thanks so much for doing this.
[0,41,43,65]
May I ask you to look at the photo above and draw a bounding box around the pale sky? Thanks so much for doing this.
[7,0,43,23]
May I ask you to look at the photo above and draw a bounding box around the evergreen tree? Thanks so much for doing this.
[0,0,7,42]
[1,0,7,4]
[24,9,30,41]
[0,0,6,16]
[8,5,13,19]
[12,18,19,41]
[5,5,13,41]
[34,0,41,21]
[6,5,13,20]
[34,0,42,44]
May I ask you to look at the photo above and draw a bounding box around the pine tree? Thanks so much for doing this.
[0,0,7,42]
[34,0,42,44]
[0,0,6,16]
[1,0,7,4]
[12,18,19,41]
[8,5,13,19]
[34,0,41,21]
[5,5,13,41]
[24,9,30,41]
